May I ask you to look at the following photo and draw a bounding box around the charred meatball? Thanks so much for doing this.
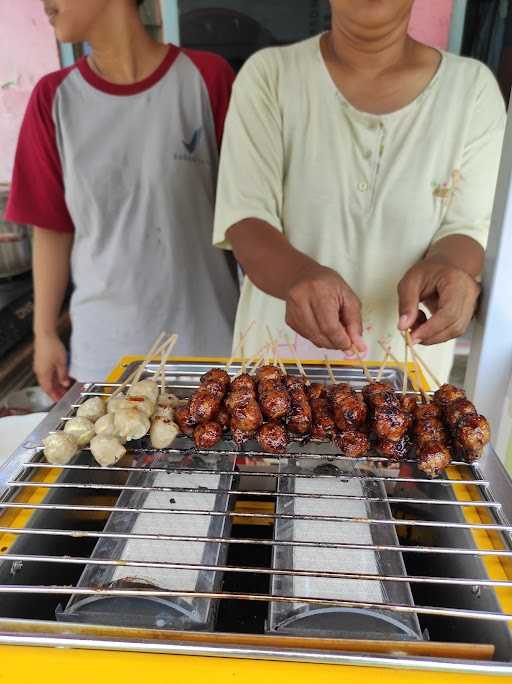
[225,388,255,412]
[284,374,310,392]
[334,430,370,458]
[201,368,231,391]
[311,413,336,440]
[418,441,452,478]
[307,382,326,401]
[175,402,196,437]
[258,378,284,396]
[256,365,283,384]
[231,373,256,394]
[259,388,291,421]
[377,436,409,461]
[434,383,466,408]
[216,404,230,432]
[230,398,263,434]
[328,383,354,409]
[455,414,490,460]
[362,382,392,401]
[189,390,221,424]
[193,421,222,449]
[413,417,448,447]
[400,394,418,414]
[415,402,442,420]
[287,388,312,435]
[445,399,477,431]
[257,423,289,454]
[373,407,409,442]
[333,394,367,431]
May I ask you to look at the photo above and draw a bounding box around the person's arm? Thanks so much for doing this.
[398,64,505,347]
[227,219,365,352]
[33,228,73,401]
[398,235,482,344]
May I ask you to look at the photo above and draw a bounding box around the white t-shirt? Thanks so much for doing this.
[214,35,506,381]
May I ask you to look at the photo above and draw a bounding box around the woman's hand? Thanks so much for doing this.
[397,260,481,345]
[34,333,71,402]
[286,263,366,352]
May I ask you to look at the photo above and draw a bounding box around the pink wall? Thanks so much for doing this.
[409,0,454,50]
[0,0,60,185]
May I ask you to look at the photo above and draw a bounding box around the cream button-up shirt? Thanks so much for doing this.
[214,35,506,381]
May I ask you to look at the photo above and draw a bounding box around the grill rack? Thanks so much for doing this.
[0,360,511,671]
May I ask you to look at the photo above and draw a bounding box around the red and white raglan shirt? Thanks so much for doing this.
[6,46,239,380]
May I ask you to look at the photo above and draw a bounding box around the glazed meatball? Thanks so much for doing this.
[400,394,418,415]
[455,414,490,458]
[333,394,368,431]
[362,382,391,401]
[377,436,409,461]
[328,383,354,409]
[193,421,223,449]
[311,413,336,440]
[216,404,230,432]
[415,402,442,420]
[201,368,231,391]
[231,373,256,393]
[175,402,196,437]
[287,388,312,435]
[368,390,401,410]
[445,399,477,431]
[334,430,370,458]
[307,383,326,401]
[258,378,284,396]
[189,390,221,424]
[201,380,226,399]
[257,423,289,454]
[373,407,409,442]
[418,441,452,478]
[225,388,255,412]
[256,365,283,384]
[230,398,263,434]
[434,383,466,408]
[259,388,291,421]
[413,417,448,447]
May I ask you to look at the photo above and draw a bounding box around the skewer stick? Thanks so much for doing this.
[351,347,373,384]
[402,340,409,396]
[378,339,429,403]
[245,342,271,372]
[158,334,178,393]
[402,331,442,389]
[111,331,167,398]
[376,353,390,383]
[278,358,287,375]
[284,334,307,377]
[324,355,336,385]
[265,326,278,366]
[225,320,256,370]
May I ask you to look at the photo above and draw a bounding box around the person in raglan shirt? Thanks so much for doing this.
[5,0,239,400]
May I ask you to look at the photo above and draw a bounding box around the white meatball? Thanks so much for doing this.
[77,397,106,422]
[43,433,78,465]
[64,417,95,447]
[154,393,175,420]
[128,379,159,403]
[150,417,179,449]
[108,396,155,418]
[114,408,150,441]
[94,413,125,442]
[90,435,126,467]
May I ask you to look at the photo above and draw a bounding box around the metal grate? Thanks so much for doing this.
[0,361,511,668]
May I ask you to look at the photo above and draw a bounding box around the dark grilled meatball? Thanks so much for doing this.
[175,402,196,437]
[189,390,221,424]
[445,399,477,431]
[230,398,263,433]
[257,423,289,454]
[216,404,230,432]
[201,368,231,390]
[328,383,354,409]
[369,390,401,410]
[334,430,370,458]
[400,394,418,414]
[202,380,226,399]
[362,381,391,401]
[434,383,466,408]
[415,402,442,420]
[231,427,251,447]
[311,413,336,440]
[288,388,312,435]
[455,414,490,458]
[258,378,283,396]
[193,421,222,449]
[377,436,409,461]
[418,441,452,478]
[307,382,326,401]
[259,388,291,421]
[225,388,255,412]
[413,417,448,447]
[285,374,309,392]
[256,365,283,384]
[231,373,256,393]
[333,394,368,431]
[373,406,409,442]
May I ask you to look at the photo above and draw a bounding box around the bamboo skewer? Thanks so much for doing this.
[158,334,178,393]
[376,353,390,383]
[225,320,256,370]
[284,334,306,377]
[324,356,336,385]
[111,332,167,399]
[402,340,409,396]
[377,339,425,400]
[351,347,373,384]
[402,331,442,389]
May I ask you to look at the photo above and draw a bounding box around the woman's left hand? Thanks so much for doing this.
[397,260,481,345]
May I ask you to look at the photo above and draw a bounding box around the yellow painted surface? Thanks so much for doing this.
[0,645,504,683]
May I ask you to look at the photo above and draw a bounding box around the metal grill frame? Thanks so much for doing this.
[0,359,511,675]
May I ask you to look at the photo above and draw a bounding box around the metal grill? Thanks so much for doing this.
[0,361,511,671]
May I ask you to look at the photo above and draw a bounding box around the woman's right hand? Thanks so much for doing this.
[34,334,71,402]
[285,263,366,353]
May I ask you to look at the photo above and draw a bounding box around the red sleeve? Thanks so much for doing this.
[4,68,75,233]
[183,50,235,149]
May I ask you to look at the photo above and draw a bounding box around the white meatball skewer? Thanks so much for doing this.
[43,433,78,465]
[64,417,95,447]
[149,336,180,449]
[76,396,106,422]
[90,435,126,467]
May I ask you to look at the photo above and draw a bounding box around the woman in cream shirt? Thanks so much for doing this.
[213,0,505,381]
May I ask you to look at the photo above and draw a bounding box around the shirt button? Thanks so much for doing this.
[358,181,369,192]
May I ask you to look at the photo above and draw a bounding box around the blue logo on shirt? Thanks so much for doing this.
[183,128,202,155]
